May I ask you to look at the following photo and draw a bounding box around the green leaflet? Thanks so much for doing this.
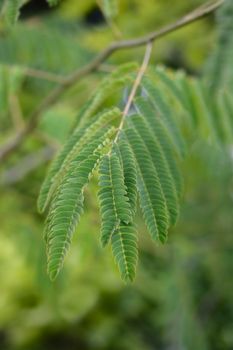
[199,85,228,143]
[183,78,233,144]
[135,97,183,200]
[174,71,229,143]
[152,68,214,138]
[124,125,169,243]
[175,72,200,127]
[46,154,99,281]
[151,68,233,145]
[114,136,138,216]
[154,66,186,108]
[144,69,233,145]
[45,126,116,281]
[38,107,121,213]
[127,113,179,226]
[142,77,186,158]
[111,222,138,282]
[98,153,133,247]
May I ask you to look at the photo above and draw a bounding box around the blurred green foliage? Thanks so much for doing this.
[0,0,232,349]
[1,145,232,350]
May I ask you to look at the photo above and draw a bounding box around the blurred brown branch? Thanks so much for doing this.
[0,0,224,163]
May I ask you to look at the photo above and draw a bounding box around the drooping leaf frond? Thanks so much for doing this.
[111,222,138,282]
[46,154,99,281]
[98,153,133,247]
[45,126,116,280]
[38,34,233,282]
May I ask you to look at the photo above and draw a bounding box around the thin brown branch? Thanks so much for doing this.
[0,0,224,162]
[121,43,152,128]
[114,42,152,144]
[22,67,67,84]
[4,64,67,84]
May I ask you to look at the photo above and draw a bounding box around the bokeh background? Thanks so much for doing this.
[0,1,233,349]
